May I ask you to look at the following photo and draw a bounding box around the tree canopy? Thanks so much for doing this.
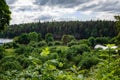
[0,0,11,31]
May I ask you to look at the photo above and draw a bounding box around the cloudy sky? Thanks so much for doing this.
[6,0,120,24]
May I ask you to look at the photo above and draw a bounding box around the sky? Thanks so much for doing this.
[6,0,120,24]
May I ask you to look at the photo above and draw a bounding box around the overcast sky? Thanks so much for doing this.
[6,0,120,24]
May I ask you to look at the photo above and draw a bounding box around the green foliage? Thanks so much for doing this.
[67,40,78,47]
[45,33,54,43]
[0,31,119,79]
[17,55,32,69]
[92,58,120,80]
[3,42,20,49]
[0,0,11,30]
[28,32,39,42]
[38,40,47,47]
[78,52,99,69]
[38,33,42,41]
[40,47,50,57]
[14,33,30,44]
[115,16,120,46]
[88,37,96,47]
[28,41,38,47]
[3,42,13,49]
[96,37,110,45]
[62,35,75,45]
[78,39,90,46]
[115,33,120,45]
[0,46,5,59]
[54,41,62,46]
[70,44,90,55]
[0,21,117,39]
[1,61,22,71]
[15,45,34,55]
[48,41,55,46]
[115,16,120,32]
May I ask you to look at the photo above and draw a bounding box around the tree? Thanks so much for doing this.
[45,33,54,43]
[61,35,75,45]
[88,37,96,47]
[14,33,30,44]
[28,32,38,42]
[38,33,42,41]
[115,16,120,45]
[115,16,120,32]
[0,0,11,31]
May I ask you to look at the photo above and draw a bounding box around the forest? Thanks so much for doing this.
[0,20,118,39]
[0,0,120,80]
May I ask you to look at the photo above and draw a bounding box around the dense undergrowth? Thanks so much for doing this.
[0,33,120,80]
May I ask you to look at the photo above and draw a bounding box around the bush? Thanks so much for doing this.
[61,35,76,45]
[28,41,38,47]
[48,42,55,46]
[14,33,30,44]
[1,61,22,71]
[15,45,34,55]
[78,52,99,69]
[3,42,13,49]
[38,41,47,47]
[56,46,69,58]
[54,41,62,46]
[0,46,5,59]
[3,42,20,49]
[0,56,22,71]
[96,37,110,44]
[28,32,39,42]
[88,37,96,47]
[67,40,78,47]
[78,39,90,46]
[45,33,54,43]
[17,55,31,68]
[70,44,90,55]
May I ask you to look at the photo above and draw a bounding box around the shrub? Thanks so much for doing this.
[0,46,5,59]
[67,40,78,47]
[48,42,55,46]
[88,37,96,47]
[70,44,90,55]
[1,61,22,71]
[38,41,47,47]
[3,42,13,49]
[78,52,99,69]
[54,41,62,46]
[28,41,38,47]
[28,32,39,42]
[14,33,30,44]
[45,33,54,43]
[17,55,31,69]
[15,45,34,55]
[78,39,90,46]
[96,37,110,44]
[61,35,76,45]
[0,56,22,71]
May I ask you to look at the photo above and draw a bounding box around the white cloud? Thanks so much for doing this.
[6,0,120,24]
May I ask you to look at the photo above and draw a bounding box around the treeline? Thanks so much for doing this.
[0,20,118,39]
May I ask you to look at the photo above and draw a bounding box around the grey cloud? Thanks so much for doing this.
[95,1,120,13]
[34,0,91,8]
[6,0,16,4]
[78,0,120,13]
[16,6,43,12]
[80,4,98,11]
[35,15,52,21]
